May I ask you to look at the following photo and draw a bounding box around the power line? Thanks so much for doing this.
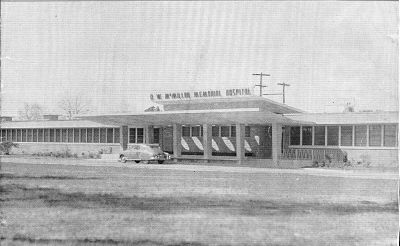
[253,73,270,97]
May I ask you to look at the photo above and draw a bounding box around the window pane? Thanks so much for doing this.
[26,129,32,142]
[22,129,27,142]
[113,128,120,143]
[55,129,61,142]
[67,129,73,142]
[17,129,22,142]
[38,129,44,142]
[212,126,219,137]
[129,128,136,143]
[73,129,80,143]
[107,128,114,143]
[49,129,54,142]
[32,129,38,142]
[341,126,353,146]
[369,125,382,147]
[80,129,87,143]
[61,129,67,142]
[87,128,93,143]
[182,126,190,137]
[384,125,397,147]
[221,126,230,137]
[245,126,251,138]
[100,128,107,143]
[153,128,160,144]
[290,126,300,145]
[7,130,12,142]
[314,126,325,146]
[302,126,312,145]
[93,128,100,143]
[1,129,6,141]
[12,129,17,142]
[354,125,367,146]
[191,126,200,137]
[230,125,236,137]
[327,126,339,146]
[137,128,144,143]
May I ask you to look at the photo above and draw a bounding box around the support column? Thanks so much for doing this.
[203,124,212,162]
[172,124,182,162]
[272,123,283,165]
[120,126,128,151]
[146,126,154,144]
[236,123,245,165]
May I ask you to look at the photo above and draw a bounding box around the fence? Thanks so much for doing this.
[280,148,345,163]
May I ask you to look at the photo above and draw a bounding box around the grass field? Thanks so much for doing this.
[0,161,398,245]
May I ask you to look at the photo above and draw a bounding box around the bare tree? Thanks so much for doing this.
[58,93,91,120]
[17,103,43,121]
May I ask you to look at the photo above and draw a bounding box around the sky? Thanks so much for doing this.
[1,1,398,116]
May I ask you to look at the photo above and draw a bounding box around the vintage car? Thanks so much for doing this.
[118,144,171,164]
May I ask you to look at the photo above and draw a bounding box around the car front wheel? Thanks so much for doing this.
[120,155,127,163]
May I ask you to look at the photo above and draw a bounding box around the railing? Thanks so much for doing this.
[280,148,346,163]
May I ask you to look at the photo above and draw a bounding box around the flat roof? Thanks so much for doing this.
[284,111,399,125]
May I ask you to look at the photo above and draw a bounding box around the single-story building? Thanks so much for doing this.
[1,89,398,168]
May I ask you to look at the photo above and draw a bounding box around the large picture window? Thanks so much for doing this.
[38,129,44,142]
[290,126,300,145]
[314,126,325,146]
[327,126,339,146]
[354,125,367,146]
[384,125,397,147]
[369,125,382,147]
[17,129,22,142]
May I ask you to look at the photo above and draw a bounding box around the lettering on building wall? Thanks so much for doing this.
[150,88,252,101]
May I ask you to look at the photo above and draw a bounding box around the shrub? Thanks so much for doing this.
[0,141,19,155]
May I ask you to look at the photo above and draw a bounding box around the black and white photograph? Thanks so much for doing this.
[0,1,398,245]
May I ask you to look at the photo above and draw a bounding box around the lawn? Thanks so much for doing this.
[0,161,398,246]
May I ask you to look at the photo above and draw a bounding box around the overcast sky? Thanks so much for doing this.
[1,1,398,116]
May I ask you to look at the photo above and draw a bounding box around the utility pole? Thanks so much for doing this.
[277,83,290,104]
[253,73,270,97]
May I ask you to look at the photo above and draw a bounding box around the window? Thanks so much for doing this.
[182,126,190,137]
[290,126,300,145]
[153,128,160,144]
[221,126,230,137]
[27,129,33,142]
[33,129,38,142]
[93,128,100,143]
[245,126,251,138]
[61,129,67,142]
[314,126,325,146]
[66,129,73,142]
[107,128,114,143]
[7,130,12,142]
[129,128,136,143]
[369,125,382,147]
[384,125,397,147]
[100,128,107,143]
[302,126,312,145]
[22,129,27,142]
[212,126,219,137]
[73,129,79,143]
[38,129,44,142]
[12,129,17,142]
[230,125,236,137]
[1,129,6,141]
[354,125,367,146]
[327,126,339,146]
[86,128,93,143]
[55,129,61,142]
[340,126,353,146]
[137,128,144,143]
[113,128,120,143]
[17,129,22,142]
[191,126,200,137]
[79,129,86,143]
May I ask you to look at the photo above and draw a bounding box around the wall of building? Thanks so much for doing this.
[10,143,121,156]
